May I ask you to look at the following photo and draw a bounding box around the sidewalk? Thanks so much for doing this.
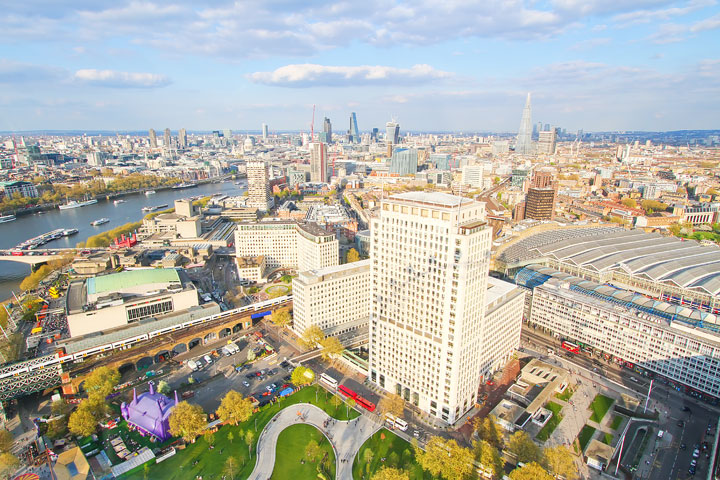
[248,403,381,480]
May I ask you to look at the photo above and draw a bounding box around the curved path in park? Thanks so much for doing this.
[248,403,382,480]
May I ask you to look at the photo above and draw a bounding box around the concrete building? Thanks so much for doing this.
[537,129,557,155]
[525,273,720,399]
[369,192,493,424]
[292,259,371,338]
[236,255,266,284]
[461,165,484,189]
[66,268,200,338]
[0,180,38,199]
[309,142,328,183]
[234,221,338,274]
[246,161,274,211]
[482,278,526,375]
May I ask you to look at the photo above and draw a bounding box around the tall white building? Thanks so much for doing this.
[461,165,484,189]
[292,259,371,338]
[309,142,328,183]
[234,221,338,274]
[246,161,274,211]
[369,192,493,424]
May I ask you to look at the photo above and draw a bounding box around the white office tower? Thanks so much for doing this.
[461,165,484,189]
[246,161,274,211]
[262,123,269,140]
[369,192,492,424]
[309,142,328,183]
[292,259,371,338]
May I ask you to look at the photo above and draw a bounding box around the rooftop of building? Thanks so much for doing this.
[237,255,265,268]
[389,191,473,208]
[485,277,522,309]
[296,259,371,283]
[87,268,181,295]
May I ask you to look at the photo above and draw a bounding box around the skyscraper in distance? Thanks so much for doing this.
[262,123,268,140]
[148,129,157,148]
[515,93,533,155]
[323,117,332,144]
[385,121,400,157]
[178,128,187,149]
[163,128,172,148]
[349,112,359,144]
[369,192,493,424]
[309,142,328,183]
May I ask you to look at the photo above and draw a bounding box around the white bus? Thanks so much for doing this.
[384,413,408,431]
[319,373,338,389]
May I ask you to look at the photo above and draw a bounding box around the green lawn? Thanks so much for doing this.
[536,401,564,442]
[271,424,335,480]
[578,425,596,451]
[609,415,623,430]
[554,385,575,402]
[589,394,615,423]
[601,433,614,445]
[121,385,358,479]
[352,429,427,480]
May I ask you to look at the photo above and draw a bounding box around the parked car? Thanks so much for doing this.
[242,381,250,387]
[693,448,700,458]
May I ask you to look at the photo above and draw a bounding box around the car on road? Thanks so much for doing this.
[413,430,420,438]
[681,443,687,450]
[678,420,685,427]
[690,459,697,467]
[245,374,255,379]
[270,383,277,389]
[265,385,273,392]
[693,448,700,458]
[683,406,691,412]
[242,381,250,387]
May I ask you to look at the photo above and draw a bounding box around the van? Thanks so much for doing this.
[187,360,201,371]
[203,355,213,366]
[222,346,233,357]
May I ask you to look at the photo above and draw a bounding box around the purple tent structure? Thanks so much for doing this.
[120,384,178,441]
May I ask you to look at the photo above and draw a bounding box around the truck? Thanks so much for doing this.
[222,343,240,356]
[187,359,201,371]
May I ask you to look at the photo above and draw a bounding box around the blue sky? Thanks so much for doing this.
[0,0,719,132]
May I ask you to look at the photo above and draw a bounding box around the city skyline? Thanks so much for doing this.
[0,1,719,132]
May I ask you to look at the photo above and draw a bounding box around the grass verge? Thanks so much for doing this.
[352,429,427,480]
[578,425,596,451]
[610,415,623,430]
[536,401,564,442]
[271,424,335,480]
[554,385,575,402]
[589,394,614,423]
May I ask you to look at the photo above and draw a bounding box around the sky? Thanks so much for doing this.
[0,0,719,133]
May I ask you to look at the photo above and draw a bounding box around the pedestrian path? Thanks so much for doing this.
[248,403,381,480]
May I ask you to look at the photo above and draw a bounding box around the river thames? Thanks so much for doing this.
[0,180,246,302]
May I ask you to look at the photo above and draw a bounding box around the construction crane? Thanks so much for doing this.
[310,104,316,142]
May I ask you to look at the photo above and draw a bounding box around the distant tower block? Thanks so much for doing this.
[516,93,533,155]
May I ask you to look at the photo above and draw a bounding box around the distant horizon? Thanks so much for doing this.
[2,128,719,137]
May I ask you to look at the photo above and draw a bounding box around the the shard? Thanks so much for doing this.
[516,93,534,155]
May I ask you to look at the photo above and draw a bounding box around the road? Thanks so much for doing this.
[522,325,719,480]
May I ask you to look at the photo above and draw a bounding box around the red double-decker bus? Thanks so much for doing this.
[338,385,357,399]
[355,396,376,412]
[561,341,580,354]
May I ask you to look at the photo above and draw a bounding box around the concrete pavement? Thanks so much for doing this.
[248,403,381,480]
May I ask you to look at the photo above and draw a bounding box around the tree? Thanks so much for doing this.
[415,436,474,480]
[378,394,405,418]
[319,336,344,361]
[244,430,255,456]
[217,390,254,426]
[0,430,13,453]
[204,431,215,448]
[345,397,356,417]
[156,380,171,395]
[346,248,360,263]
[224,456,239,480]
[331,394,343,412]
[291,366,315,386]
[68,404,97,437]
[305,439,322,462]
[508,462,553,480]
[474,440,504,479]
[371,467,410,480]
[620,197,637,209]
[51,400,72,417]
[640,199,668,214]
[83,366,120,406]
[507,431,542,464]
[168,402,206,443]
[0,452,20,478]
[46,418,69,439]
[227,431,235,444]
[543,445,578,480]
[271,308,292,328]
[363,448,375,475]
[143,462,150,480]
[300,325,325,350]
[474,416,504,450]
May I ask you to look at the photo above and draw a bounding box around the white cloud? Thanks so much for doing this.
[691,13,720,31]
[0,60,65,83]
[248,64,452,87]
[612,0,715,25]
[73,69,171,88]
